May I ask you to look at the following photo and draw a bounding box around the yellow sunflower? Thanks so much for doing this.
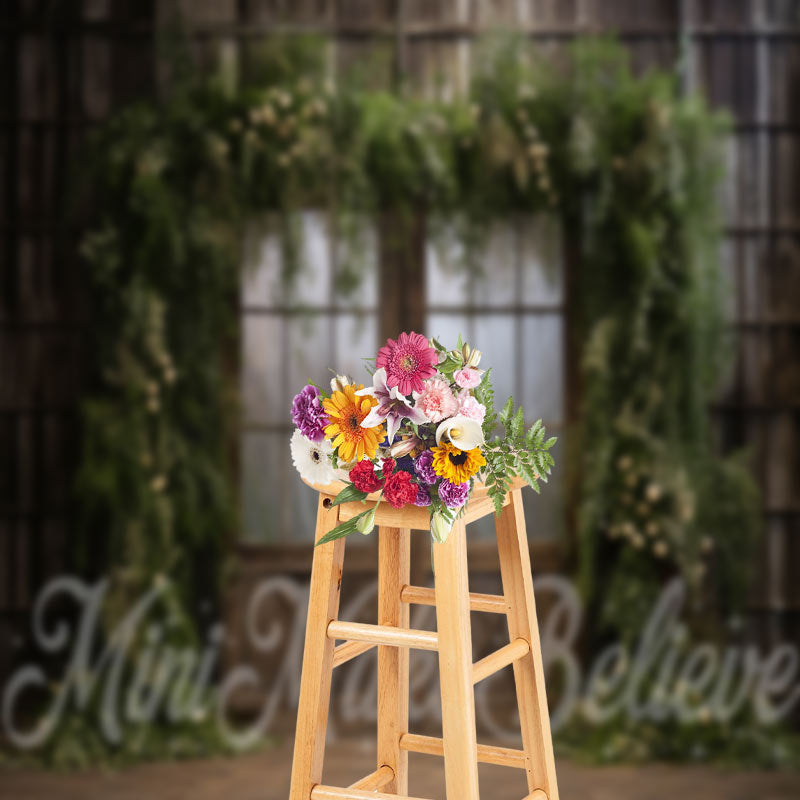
[323,383,383,462]
[431,442,486,484]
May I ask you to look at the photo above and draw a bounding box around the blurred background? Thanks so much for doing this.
[1,1,800,798]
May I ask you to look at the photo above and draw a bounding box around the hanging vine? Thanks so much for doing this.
[69,35,769,764]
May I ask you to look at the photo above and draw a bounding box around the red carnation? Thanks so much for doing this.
[349,459,384,493]
[383,470,418,509]
[380,458,396,479]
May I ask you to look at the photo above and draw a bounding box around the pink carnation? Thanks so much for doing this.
[416,378,458,423]
[454,367,482,389]
[457,392,486,424]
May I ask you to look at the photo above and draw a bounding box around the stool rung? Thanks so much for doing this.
[524,791,548,800]
[332,640,376,668]
[472,637,530,684]
[399,732,527,769]
[327,620,438,651]
[400,584,507,614]
[311,786,432,800]
[348,765,394,790]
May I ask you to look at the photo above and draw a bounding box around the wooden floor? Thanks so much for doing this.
[1,738,798,800]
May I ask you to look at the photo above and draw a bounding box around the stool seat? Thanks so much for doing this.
[289,481,559,800]
[301,475,527,502]
[300,476,527,530]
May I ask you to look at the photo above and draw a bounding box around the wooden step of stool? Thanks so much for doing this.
[289,483,559,800]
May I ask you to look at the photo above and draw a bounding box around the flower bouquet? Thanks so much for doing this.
[290,331,556,544]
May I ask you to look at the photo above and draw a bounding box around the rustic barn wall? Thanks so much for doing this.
[2,1,798,684]
[0,0,157,677]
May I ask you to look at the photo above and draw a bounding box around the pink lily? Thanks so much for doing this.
[356,367,428,444]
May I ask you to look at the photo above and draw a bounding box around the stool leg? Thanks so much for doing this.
[377,526,410,794]
[495,489,559,800]
[433,519,480,800]
[289,496,346,800]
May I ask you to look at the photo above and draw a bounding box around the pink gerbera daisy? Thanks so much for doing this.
[376,331,438,395]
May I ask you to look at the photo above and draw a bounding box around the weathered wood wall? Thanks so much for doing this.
[2,1,799,682]
[0,0,158,678]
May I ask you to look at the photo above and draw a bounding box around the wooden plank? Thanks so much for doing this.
[495,489,559,800]
[462,491,511,523]
[311,786,430,800]
[288,496,346,800]
[433,519,480,800]
[400,584,507,614]
[337,498,432,530]
[377,526,410,795]
[348,765,394,791]
[327,620,438,651]
[332,640,376,668]
[336,492,507,529]
[472,637,530,684]
[399,732,526,769]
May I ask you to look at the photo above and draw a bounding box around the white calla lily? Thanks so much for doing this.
[435,415,485,450]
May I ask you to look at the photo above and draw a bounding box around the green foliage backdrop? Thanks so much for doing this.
[72,36,766,762]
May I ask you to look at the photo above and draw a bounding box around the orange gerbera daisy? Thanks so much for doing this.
[323,383,384,463]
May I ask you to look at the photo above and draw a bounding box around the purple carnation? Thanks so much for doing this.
[414,484,432,507]
[414,450,437,485]
[291,384,329,442]
[438,479,469,509]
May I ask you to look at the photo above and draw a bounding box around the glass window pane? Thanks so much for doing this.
[473,222,517,306]
[334,215,378,308]
[241,216,282,308]
[287,314,335,396]
[520,214,564,307]
[426,227,470,308]
[426,312,472,351]
[473,315,515,403]
[241,211,333,310]
[335,313,378,384]
[242,315,284,425]
[294,210,332,307]
[241,431,285,542]
[521,315,564,425]
[242,432,323,544]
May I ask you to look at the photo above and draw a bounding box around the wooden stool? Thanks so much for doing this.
[289,478,559,800]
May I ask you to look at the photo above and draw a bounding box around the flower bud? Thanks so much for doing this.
[430,512,453,544]
[466,348,482,368]
[390,435,421,458]
[330,374,351,393]
[356,507,376,536]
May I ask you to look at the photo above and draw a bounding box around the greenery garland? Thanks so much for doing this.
[69,35,768,763]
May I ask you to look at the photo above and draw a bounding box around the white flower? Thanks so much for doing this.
[290,430,336,485]
[435,415,485,451]
[329,374,351,393]
[355,367,427,443]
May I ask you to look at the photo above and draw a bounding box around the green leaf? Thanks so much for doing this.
[500,397,514,425]
[316,508,374,545]
[331,484,369,506]
[510,406,525,439]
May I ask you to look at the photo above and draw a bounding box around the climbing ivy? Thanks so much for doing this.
[70,34,764,763]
